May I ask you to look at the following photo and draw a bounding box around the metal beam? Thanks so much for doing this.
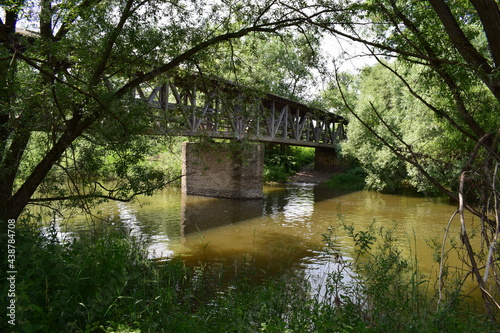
[136,74,347,148]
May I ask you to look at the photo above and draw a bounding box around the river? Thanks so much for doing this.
[49,183,481,303]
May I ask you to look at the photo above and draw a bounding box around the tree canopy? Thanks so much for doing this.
[0,0,323,224]
[316,0,499,316]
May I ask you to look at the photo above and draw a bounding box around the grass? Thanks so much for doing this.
[0,216,495,332]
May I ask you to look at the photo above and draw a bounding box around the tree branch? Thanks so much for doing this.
[28,175,183,204]
[469,0,500,68]
[374,57,478,141]
[332,66,459,202]
[428,0,500,101]
[114,18,306,99]
[91,0,135,85]
[54,0,104,41]
[8,113,96,219]
[288,5,462,67]
[385,0,486,139]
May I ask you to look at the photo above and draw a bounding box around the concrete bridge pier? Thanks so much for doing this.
[314,147,343,172]
[182,142,264,199]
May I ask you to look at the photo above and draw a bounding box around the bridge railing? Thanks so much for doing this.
[133,74,346,148]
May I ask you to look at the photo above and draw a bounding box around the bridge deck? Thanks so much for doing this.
[135,73,346,148]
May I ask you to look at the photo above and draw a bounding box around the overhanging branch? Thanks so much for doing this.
[28,175,183,204]
[114,17,308,99]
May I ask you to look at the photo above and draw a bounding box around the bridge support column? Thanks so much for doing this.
[182,142,264,199]
[314,147,343,172]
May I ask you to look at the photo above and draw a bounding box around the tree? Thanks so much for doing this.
[308,0,499,317]
[334,61,474,194]
[0,0,318,229]
[336,63,414,192]
[204,32,325,102]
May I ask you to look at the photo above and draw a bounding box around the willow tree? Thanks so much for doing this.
[0,0,323,231]
[309,0,500,317]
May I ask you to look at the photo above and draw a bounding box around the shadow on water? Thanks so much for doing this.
[181,195,263,235]
[39,182,490,309]
[181,184,355,235]
[178,184,361,279]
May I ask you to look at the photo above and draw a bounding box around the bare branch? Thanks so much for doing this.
[114,18,305,98]
[28,175,183,204]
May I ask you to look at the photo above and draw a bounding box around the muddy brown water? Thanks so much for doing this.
[49,183,485,306]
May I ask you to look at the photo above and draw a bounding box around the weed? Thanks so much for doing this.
[1,216,495,332]
[316,218,494,332]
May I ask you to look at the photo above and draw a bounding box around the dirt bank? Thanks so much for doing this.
[287,164,336,184]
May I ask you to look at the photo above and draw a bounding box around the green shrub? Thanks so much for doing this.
[327,166,367,190]
[264,146,315,182]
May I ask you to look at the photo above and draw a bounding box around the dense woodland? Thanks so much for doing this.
[1,0,499,331]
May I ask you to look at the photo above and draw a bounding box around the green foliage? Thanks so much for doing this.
[320,0,499,196]
[320,1,500,317]
[20,133,180,215]
[336,62,480,193]
[327,166,367,191]
[204,32,325,102]
[1,0,328,223]
[318,219,493,332]
[3,218,219,332]
[264,145,315,182]
[1,215,492,332]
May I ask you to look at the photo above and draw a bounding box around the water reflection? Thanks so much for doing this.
[181,195,263,234]
[47,183,481,301]
[51,184,461,270]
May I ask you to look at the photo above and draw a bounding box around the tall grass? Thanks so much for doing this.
[1,216,494,332]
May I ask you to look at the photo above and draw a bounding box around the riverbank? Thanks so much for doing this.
[287,163,338,184]
[6,217,492,332]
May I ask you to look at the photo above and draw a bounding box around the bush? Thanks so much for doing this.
[327,166,367,190]
[264,146,315,182]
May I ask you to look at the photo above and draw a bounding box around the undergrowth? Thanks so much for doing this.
[0,216,494,332]
[264,146,315,182]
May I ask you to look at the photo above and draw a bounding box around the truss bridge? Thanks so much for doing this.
[134,74,346,148]
[134,73,347,199]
